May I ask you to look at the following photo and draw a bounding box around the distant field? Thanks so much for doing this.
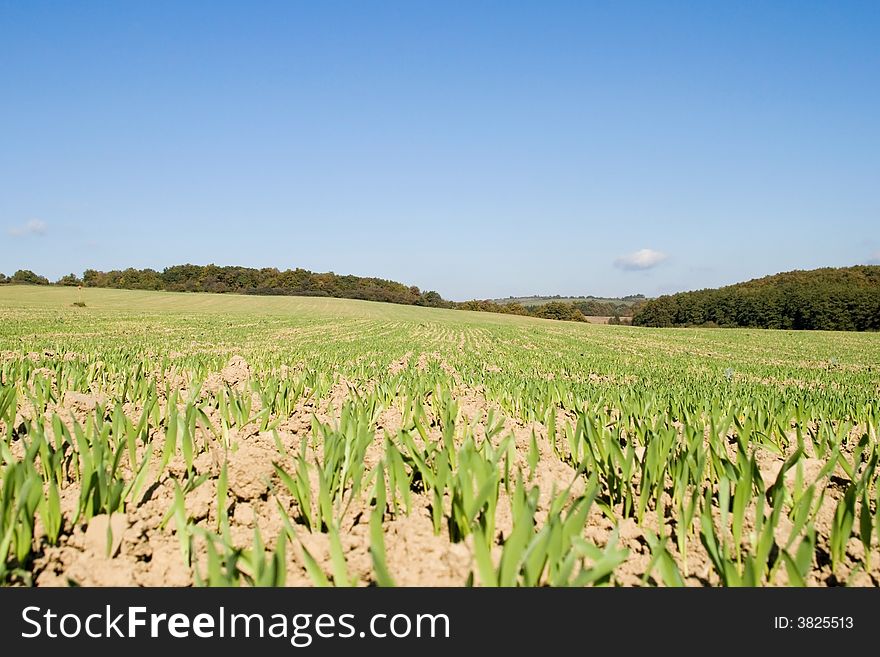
[1,285,878,587]
[492,295,644,308]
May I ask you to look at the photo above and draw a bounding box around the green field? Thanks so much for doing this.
[1,285,878,586]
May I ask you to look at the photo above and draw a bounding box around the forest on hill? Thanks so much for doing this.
[6,264,877,330]
[632,266,880,331]
[0,265,614,322]
[1,265,445,307]
[493,294,646,317]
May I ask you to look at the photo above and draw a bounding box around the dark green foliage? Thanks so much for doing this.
[11,270,50,285]
[80,264,441,306]
[494,295,645,317]
[457,299,597,323]
[633,266,880,331]
[572,299,643,317]
[56,273,83,286]
[457,299,532,316]
[417,290,447,307]
[531,301,587,322]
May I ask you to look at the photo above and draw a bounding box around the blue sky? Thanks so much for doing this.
[1,1,878,300]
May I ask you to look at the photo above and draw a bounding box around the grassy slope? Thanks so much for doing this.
[0,285,550,326]
[2,283,879,587]
[2,285,878,372]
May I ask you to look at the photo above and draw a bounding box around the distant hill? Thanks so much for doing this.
[493,294,645,306]
[632,266,880,331]
[493,294,646,317]
[1,265,645,325]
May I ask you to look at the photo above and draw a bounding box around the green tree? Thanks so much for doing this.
[11,269,50,285]
[57,273,83,286]
[633,265,880,331]
[532,302,586,322]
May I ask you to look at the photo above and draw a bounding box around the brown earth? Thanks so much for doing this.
[6,353,879,587]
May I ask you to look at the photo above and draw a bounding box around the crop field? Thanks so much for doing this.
[1,285,878,587]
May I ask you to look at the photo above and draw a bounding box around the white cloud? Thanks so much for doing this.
[7,219,47,237]
[614,248,668,271]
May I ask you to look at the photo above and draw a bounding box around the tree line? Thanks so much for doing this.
[10,264,874,330]
[571,299,641,317]
[0,265,639,324]
[458,299,592,321]
[632,266,880,331]
[0,266,444,306]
